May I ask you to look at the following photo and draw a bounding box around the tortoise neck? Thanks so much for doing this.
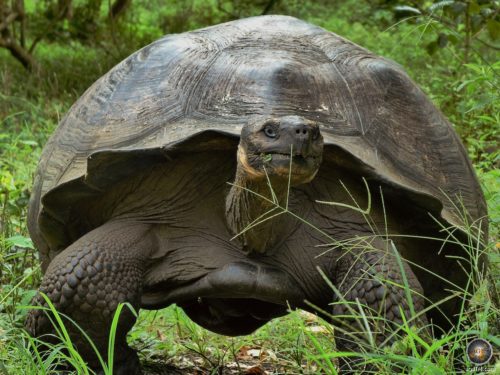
[225,167,292,254]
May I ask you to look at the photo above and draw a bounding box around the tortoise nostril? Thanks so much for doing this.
[292,125,312,138]
[278,117,319,140]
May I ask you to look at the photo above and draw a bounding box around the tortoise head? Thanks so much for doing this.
[237,116,324,186]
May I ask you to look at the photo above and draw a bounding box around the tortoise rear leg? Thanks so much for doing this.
[331,238,427,371]
[25,221,156,375]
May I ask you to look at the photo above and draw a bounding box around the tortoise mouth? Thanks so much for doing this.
[141,261,306,309]
[264,152,316,166]
[249,151,322,180]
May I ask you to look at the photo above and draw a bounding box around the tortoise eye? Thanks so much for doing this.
[263,125,277,138]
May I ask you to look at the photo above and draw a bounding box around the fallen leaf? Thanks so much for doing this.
[237,345,252,360]
[247,349,262,358]
[305,325,329,333]
[299,310,319,324]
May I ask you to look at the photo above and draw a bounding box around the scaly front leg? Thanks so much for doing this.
[26,221,156,375]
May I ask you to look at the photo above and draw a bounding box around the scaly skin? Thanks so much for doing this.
[331,238,427,372]
[26,221,154,374]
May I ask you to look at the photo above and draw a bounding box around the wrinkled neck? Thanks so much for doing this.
[225,167,291,254]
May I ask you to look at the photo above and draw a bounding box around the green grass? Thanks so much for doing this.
[1,1,499,374]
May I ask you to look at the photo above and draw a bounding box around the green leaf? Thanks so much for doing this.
[469,1,481,14]
[426,41,438,55]
[456,79,475,91]
[20,288,37,306]
[6,235,34,249]
[260,153,273,163]
[471,14,484,32]
[447,34,459,44]
[19,140,38,146]
[487,19,500,40]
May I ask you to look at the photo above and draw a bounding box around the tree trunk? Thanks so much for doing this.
[14,0,25,47]
[1,36,36,70]
[0,0,36,71]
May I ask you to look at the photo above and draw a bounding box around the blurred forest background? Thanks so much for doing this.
[0,1,499,374]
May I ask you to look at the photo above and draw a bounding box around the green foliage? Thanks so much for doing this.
[0,0,498,373]
[394,1,499,58]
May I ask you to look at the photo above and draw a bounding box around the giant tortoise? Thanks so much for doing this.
[26,15,487,373]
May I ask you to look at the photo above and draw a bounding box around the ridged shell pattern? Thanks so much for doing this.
[28,16,486,268]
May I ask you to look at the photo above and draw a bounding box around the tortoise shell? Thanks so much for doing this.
[28,15,487,272]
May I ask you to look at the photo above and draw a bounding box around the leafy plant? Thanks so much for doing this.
[393,1,499,60]
[0,1,498,373]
